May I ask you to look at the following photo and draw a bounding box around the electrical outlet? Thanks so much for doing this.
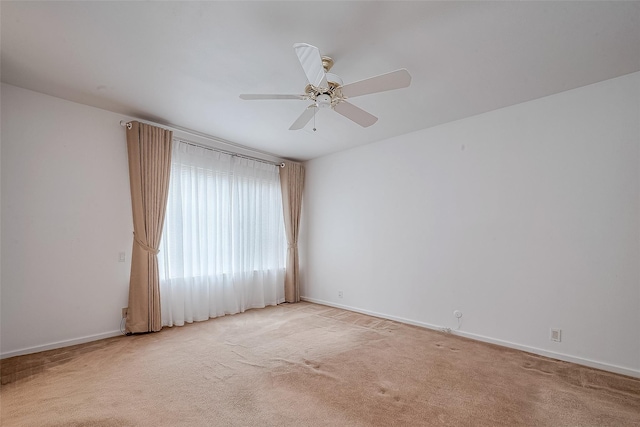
[338,291,343,298]
[122,307,128,318]
[550,328,562,342]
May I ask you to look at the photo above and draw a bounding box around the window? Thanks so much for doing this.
[158,141,286,326]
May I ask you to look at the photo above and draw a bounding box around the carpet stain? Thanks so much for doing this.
[236,360,267,368]
[521,361,555,375]
[303,359,320,367]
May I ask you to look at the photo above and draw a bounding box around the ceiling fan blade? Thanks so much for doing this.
[333,101,378,127]
[240,94,306,100]
[293,43,328,88]
[289,106,317,130]
[340,69,411,98]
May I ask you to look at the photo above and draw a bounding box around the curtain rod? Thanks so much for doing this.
[119,120,285,168]
[174,138,285,168]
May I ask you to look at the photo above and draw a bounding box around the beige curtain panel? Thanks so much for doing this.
[279,161,305,303]
[125,121,173,333]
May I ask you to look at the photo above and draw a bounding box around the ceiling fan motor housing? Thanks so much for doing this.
[325,72,343,87]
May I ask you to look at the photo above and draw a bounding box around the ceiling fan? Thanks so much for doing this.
[240,43,411,130]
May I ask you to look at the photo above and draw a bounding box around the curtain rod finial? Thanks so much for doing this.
[120,120,132,130]
[280,163,285,168]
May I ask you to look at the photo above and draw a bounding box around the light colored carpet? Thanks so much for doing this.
[1,302,639,426]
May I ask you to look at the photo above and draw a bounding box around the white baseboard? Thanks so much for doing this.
[1,330,123,359]
[300,296,640,379]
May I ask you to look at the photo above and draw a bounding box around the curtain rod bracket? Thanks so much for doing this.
[120,120,132,130]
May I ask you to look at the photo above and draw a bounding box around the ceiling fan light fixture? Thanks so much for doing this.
[316,94,332,108]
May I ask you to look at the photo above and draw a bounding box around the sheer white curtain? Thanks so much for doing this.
[158,141,286,327]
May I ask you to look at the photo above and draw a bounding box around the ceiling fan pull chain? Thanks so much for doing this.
[313,106,317,132]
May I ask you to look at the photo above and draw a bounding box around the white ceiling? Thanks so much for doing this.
[2,1,639,161]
